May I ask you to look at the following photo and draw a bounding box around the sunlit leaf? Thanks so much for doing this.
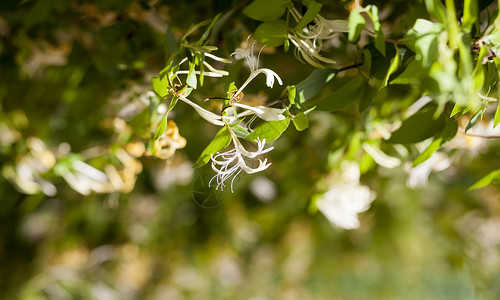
[193,126,232,168]
[348,8,366,43]
[295,1,322,31]
[469,169,500,190]
[246,118,290,142]
[381,45,400,89]
[292,112,309,131]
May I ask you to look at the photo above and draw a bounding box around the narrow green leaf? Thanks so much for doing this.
[154,114,167,141]
[348,8,366,43]
[186,62,197,89]
[295,69,338,104]
[295,1,322,31]
[198,14,220,45]
[314,76,364,111]
[386,107,446,144]
[287,85,296,105]
[412,138,442,167]
[254,20,287,47]
[424,0,447,24]
[292,112,309,131]
[472,46,489,91]
[463,0,479,31]
[469,169,500,190]
[366,5,385,56]
[465,109,482,132]
[246,118,290,142]
[494,100,500,128]
[412,114,457,167]
[243,0,287,22]
[381,45,400,89]
[193,127,232,168]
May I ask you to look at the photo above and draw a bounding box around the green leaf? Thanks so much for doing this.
[494,100,500,128]
[366,5,385,56]
[424,0,447,24]
[348,8,366,43]
[472,46,489,91]
[292,112,309,131]
[412,138,442,167]
[154,114,167,141]
[231,124,250,138]
[314,76,365,111]
[295,69,338,105]
[391,59,428,85]
[295,1,322,31]
[405,19,444,67]
[186,62,197,89]
[287,85,296,105]
[193,127,232,168]
[152,76,170,98]
[465,109,483,132]
[254,20,288,47]
[469,169,500,190]
[246,118,290,142]
[463,0,479,31]
[243,0,287,22]
[381,45,400,89]
[386,107,446,144]
[412,118,457,166]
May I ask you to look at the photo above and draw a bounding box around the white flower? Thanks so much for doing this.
[406,152,451,188]
[210,129,273,192]
[287,8,338,68]
[288,34,336,69]
[233,103,286,121]
[316,162,376,230]
[362,142,401,169]
[176,93,229,126]
[230,42,283,103]
[176,54,230,78]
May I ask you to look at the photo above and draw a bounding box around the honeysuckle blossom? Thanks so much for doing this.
[316,162,376,230]
[287,34,336,69]
[175,54,230,78]
[406,152,451,188]
[210,128,273,192]
[230,44,283,103]
[168,39,284,192]
[287,8,339,68]
[233,103,286,121]
[290,8,348,52]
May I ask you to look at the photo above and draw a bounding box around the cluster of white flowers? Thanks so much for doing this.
[172,41,285,192]
[288,8,348,68]
[316,162,376,230]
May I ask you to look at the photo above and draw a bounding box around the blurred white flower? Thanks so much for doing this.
[406,152,451,188]
[316,162,376,230]
[362,142,401,168]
